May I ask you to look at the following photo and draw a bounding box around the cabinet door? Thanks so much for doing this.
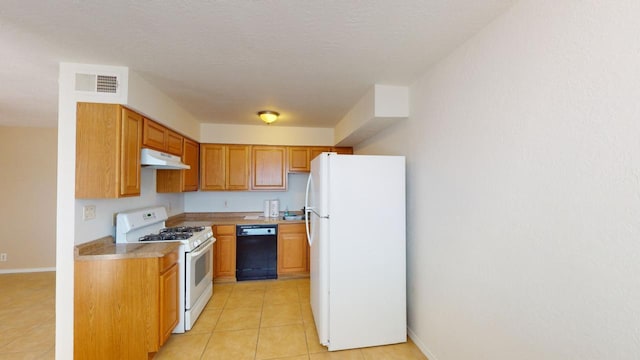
[310,147,331,163]
[159,263,179,346]
[214,225,236,280]
[226,145,250,190]
[142,118,167,151]
[200,144,226,190]
[278,223,308,274]
[331,147,353,154]
[288,147,310,172]
[251,146,287,190]
[166,130,183,156]
[120,108,142,197]
[182,138,199,191]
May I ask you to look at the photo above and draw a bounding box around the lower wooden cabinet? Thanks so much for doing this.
[277,223,309,275]
[213,225,237,281]
[74,250,179,359]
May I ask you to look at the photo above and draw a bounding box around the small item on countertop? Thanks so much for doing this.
[284,206,289,217]
[263,200,270,218]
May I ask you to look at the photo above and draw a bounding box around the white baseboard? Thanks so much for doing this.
[0,267,56,274]
[408,326,438,360]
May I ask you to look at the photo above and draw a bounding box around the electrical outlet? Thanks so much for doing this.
[224,200,229,208]
[83,205,96,220]
[0,253,7,262]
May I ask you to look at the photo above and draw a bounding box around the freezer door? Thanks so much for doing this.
[308,152,331,347]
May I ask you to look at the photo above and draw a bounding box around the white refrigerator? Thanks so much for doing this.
[304,152,406,351]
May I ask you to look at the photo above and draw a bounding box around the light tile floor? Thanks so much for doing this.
[0,271,56,359]
[156,278,428,360]
[0,272,427,360]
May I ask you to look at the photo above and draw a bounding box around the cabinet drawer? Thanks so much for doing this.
[160,250,178,272]
[215,224,235,236]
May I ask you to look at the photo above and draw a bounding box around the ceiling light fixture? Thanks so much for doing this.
[258,110,279,124]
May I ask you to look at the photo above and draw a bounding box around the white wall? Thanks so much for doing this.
[200,123,334,145]
[185,173,308,213]
[358,1,640,359]
[0,126,57,272]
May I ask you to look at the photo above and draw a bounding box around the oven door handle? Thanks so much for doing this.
[189,238,214,257]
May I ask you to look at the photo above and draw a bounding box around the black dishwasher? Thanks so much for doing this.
[236,224,278,281]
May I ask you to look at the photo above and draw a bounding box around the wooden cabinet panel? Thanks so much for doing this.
[288,147,310,172]
[288,146,346,173]
[252,146,287,190]
[120,108,143,196]
[310,147,331,163]
[278,223,309,275]
[157,138,199,193]
[331,147,353,154]
[143,118,183,156]
[200,144,250,191]
[74,250,179,359]
[159,263,179,346]
[166,130,183,156]
[226,145,250,190]
[142,118,167,151]
[76,103,141,198]
[182,139,199,191]
[200,144,226,190]
[213,225,236,280]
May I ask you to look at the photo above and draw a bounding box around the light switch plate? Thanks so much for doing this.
[83,205,96,220]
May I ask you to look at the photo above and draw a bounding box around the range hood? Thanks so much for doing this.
[140,148,190,170]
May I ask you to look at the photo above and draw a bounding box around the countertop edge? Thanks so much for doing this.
[75,236,181,260]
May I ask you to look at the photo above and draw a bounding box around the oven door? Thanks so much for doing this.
[185,238,214,310]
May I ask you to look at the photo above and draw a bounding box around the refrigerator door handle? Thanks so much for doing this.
[305,173,314,246]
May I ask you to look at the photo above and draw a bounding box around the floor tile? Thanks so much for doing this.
[190,308,222,334]
[216,307,262,331]
[0,322,55,354]
[256,324,308,359]
[309,349,364,359]
[300,303,315,326]
[261,303,303,327]
[225,289,266,309]
[201,328,259,360]
[305,323,327,354]
[154,332,211,359]
[360,341,428,360]
[264,287,300,305]
[208,288,231,308]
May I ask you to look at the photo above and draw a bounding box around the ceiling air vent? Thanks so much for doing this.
[75,73,119,93]
[96,75,118,93]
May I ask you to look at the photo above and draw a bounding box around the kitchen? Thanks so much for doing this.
[70,93,408,358]
[2,1,640,360]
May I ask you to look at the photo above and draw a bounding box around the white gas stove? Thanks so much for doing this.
[115,206,215,333]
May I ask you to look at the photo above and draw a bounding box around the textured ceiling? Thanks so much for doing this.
[0,1,514,128]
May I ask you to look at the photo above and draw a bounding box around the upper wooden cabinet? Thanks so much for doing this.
[142,118,183,156]
[288,147,311,173]
[76,103,142,198]
[287,146,352,173]
[156,137,200,193]
[200,144,250,191]
[331,147,353,155]
[252,146,287,190]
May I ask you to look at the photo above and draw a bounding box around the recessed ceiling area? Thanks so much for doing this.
[0,0,515,128]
